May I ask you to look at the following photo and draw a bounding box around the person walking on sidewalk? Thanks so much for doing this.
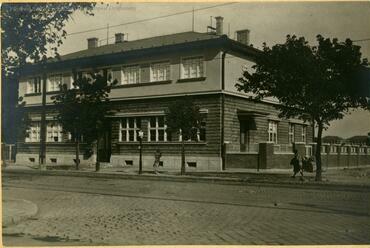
[153,149,162,174]
[290,149,303,178]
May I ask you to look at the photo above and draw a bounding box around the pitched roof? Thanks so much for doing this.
[54,31,221,62]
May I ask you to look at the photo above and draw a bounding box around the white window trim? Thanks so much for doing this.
[119,118,141,142]
[268,121,278,144]
[302,125,307,143]
[26,77,41,94]
[288,123,295,143]
[150,61,170,82]
[148,116,167,142]
[180,56,205,79]
[122,65,141,85]
[47,74,62,92]
[107,68,122,85]
[25,122,40,142]
[46,123,63,142]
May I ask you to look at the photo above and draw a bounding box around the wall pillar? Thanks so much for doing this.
[258,142,274,170]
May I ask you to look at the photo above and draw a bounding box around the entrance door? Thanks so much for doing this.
[98,123,112,163]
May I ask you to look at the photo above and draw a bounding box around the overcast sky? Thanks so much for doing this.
[57,2,370,138]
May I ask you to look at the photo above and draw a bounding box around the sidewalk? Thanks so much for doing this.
[2,198,38,227]
[3,164,370,189]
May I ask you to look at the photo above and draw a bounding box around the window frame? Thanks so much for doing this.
[180,56,205,79]
[46,122,63,142]
[47,74,63,92]
[148,116,168,142]
[119,117,142,142]
[268,120,278,144]
[122,65,141,85]
[302,125,307,143]
[288,123,295,144]
[26,77,42,94]
[150,61,170,82]
[25,122,40,142]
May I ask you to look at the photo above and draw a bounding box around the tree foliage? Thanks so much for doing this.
[52,72,116,169]
[236,34,369,180]
[1,3,95,75]
[165,98,202,175]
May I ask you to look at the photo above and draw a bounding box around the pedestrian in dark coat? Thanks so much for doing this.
[290,149,303,178]
[153,149,162,174]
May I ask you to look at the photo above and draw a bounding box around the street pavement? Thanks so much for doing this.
[2,171,370,246]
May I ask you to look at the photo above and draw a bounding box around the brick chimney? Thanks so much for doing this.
[87,37,98,49]
[115,33,125,44]
[215,16,224,36]
[236,29,250,45]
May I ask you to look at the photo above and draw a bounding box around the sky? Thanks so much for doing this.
[57,2,370,139]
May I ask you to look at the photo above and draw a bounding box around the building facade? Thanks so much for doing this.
[17,17,367,171]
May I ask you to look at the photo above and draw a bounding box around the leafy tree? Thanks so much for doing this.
[236,35,369,181]
[2,3,95,75]
[53,71,116,170]
[1,3,95,144]
[165,98,202,175]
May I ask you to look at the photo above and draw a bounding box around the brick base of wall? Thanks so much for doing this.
[16,153,96,167]
[110,154,221,171]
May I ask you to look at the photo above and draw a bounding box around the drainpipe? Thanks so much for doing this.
[221,51,227,170]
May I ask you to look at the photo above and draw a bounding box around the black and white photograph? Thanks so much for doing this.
[1,1,370,246]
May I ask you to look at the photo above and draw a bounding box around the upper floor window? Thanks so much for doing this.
[268,121,278,144]
[288,123,295,143]
[26,77,41,94]
[119,117,141,142]
[25,122,40,142]
[47,122,63,142]
[122,66,140,84]
[47,75,62,92]
[181,57,204,79]
[302,125,307,143]
[150,62,170,82]
[107,68,122,85]
[148,116,168,142]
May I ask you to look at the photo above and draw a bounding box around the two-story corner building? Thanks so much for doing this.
[16,17,315,171]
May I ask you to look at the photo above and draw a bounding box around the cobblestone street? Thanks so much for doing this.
[2,174,370,246]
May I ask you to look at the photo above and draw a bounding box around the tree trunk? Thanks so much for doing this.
[95,138,100,172]
[181,139,185,175]
[315,122,324,181]
[75,135,80,170]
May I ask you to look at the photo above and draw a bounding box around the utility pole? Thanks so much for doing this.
[192,8,194,31]
[106,23,109,45]
[39,65,47,169]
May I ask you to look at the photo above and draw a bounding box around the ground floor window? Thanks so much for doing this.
[302,125,307,143]
[47,123,63,142]
[25,122,40,142]
[148,116,168,141]
[119,117,141,142]
[268,121,278,143]
[288,123,295,143]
